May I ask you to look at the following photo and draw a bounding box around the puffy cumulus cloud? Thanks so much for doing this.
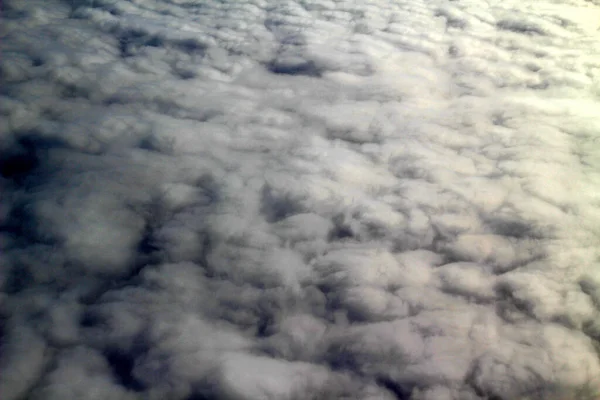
[2,0,600,399]
[29,346,138,400]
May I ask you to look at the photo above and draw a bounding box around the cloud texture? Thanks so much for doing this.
[1,0,600,399]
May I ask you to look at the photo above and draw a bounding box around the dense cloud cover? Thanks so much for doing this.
[2,0,600,399]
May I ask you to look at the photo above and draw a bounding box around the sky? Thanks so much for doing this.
[1,0,600,399]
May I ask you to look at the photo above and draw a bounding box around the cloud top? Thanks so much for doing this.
[2,0,600,399]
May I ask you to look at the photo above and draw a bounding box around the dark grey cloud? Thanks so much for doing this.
[2,0,600,399]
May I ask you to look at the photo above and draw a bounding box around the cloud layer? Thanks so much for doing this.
[2,0,600,399]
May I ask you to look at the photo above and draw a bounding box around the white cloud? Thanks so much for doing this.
[2,0,600,398]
